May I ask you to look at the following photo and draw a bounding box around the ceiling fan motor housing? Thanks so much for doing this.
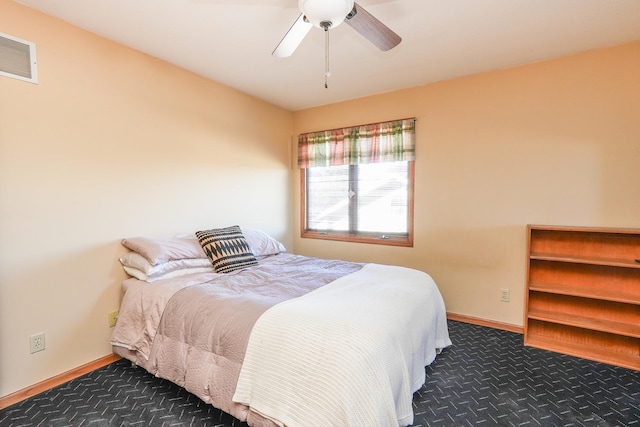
[299,0,355,29]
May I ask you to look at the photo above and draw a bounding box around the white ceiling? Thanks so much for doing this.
[15,0,640,111]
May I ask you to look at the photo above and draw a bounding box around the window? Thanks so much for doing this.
[299,118,415,246]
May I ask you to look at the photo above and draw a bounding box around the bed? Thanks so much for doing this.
[110,226,451,427]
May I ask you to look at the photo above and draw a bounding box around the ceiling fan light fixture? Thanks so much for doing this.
[298,0,355,29]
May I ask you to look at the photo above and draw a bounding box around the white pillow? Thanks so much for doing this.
[241,228,287,257]
[121,236,206,265]
[119,251,211,275]
[180,228,286,257]
[123,265,215,282]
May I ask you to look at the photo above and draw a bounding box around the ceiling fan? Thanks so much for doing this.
[273,0,401,87]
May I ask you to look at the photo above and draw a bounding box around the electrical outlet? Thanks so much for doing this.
[108,310,119,328]
[30,332,45,353]
[500,288,510,302]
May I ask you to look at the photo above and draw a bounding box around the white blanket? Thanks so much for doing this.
[232,263,451,427]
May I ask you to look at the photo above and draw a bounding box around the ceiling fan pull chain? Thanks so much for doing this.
[323,22,331,89]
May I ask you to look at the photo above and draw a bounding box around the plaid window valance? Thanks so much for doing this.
[297,118,416,169]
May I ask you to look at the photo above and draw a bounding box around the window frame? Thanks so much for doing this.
[300,161,415,247]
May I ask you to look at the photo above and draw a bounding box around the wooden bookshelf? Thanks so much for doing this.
[524,225,640,370]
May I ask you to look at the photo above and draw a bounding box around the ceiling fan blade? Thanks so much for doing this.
[345,2,401,51]
[272,14,313,58]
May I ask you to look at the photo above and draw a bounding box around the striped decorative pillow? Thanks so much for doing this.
[195,226,258,273]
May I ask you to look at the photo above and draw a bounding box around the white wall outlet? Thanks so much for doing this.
[29,332,45,353]
[500,288,510,302]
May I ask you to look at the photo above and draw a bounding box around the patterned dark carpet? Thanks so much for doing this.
[1,320,638,426]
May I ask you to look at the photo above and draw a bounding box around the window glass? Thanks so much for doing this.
[306,165,350,231]
[356,162,408,234]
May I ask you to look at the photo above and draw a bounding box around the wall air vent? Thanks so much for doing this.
[0,32,38,84]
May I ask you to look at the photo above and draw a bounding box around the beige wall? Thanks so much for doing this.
[292,41,640,327]
[0,0,292,397]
